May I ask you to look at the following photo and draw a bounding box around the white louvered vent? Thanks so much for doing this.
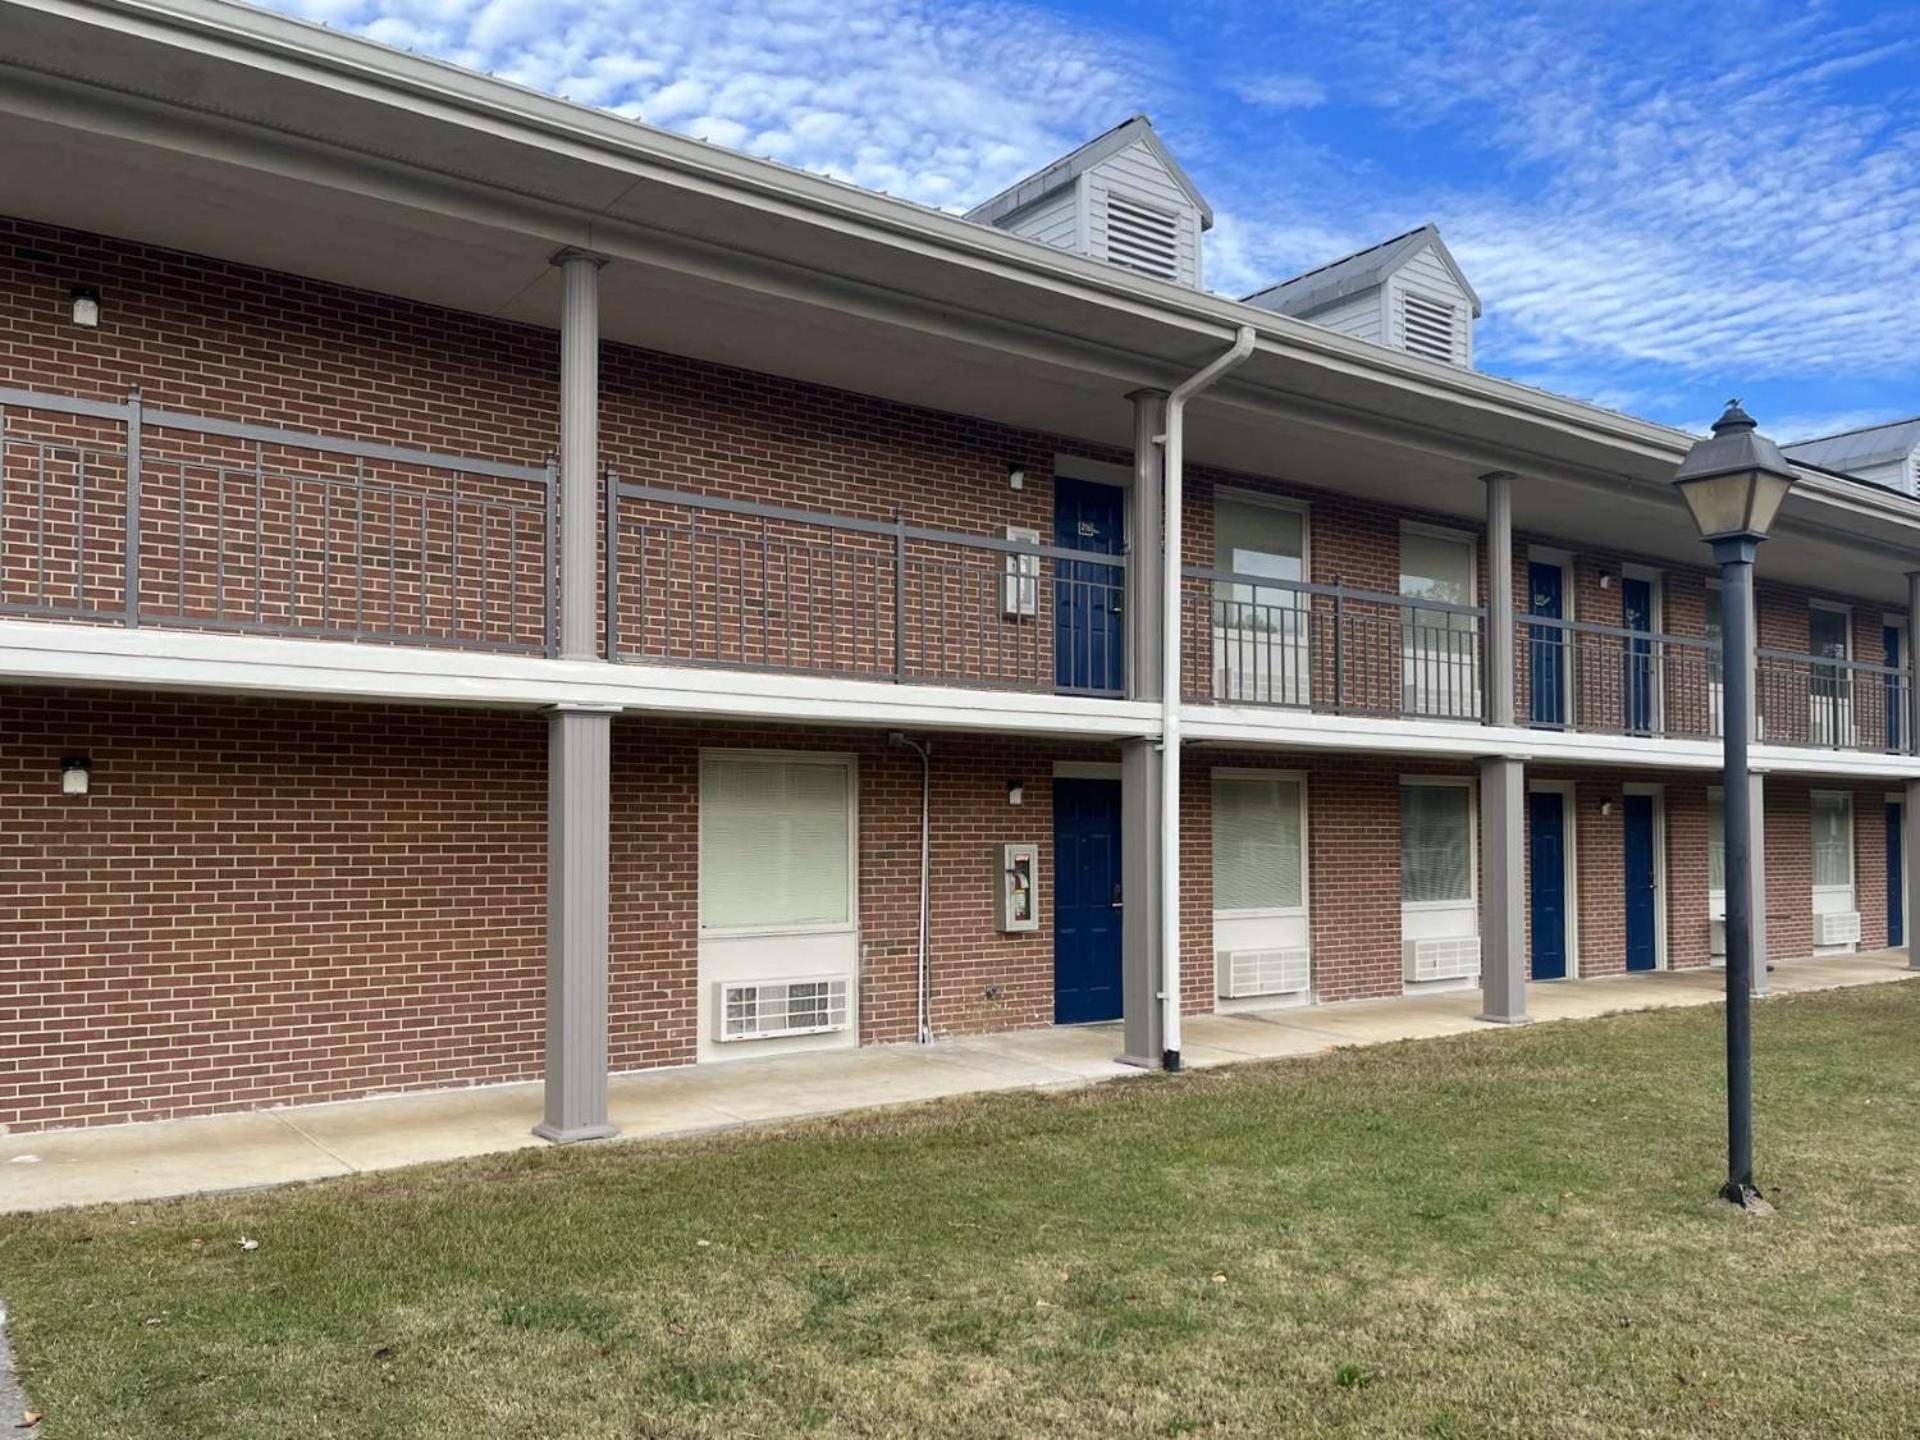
[713,977,851,1042]
[1399,292,1459,363]
[1812,911,1861,948]
[1103,196,1180,280]
[1216,947,1311,1000]
[1403,936,1481,984]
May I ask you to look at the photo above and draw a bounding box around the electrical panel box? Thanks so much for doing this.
[995,842,1039,932]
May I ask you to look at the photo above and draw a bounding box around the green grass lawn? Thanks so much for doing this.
[7,985,1920,1438]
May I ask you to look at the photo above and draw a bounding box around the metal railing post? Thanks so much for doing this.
[893,509,907,681]
[124,385,142,627]
[1331,584,1346,716]
[602,464,618,662]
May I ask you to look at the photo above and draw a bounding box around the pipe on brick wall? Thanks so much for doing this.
[1156,327,1256,1071]
[888,732,934,1044]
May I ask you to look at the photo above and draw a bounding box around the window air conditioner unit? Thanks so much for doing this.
[1812,911,1861,948]
[1404,936,1481,984]
[713,977,851,1043]
[1215,947,1311,1000]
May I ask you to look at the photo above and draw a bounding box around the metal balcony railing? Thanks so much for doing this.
[1180,568,1486,720]
[0,386,554,653]
[1756,648,1908,753]
[606,476,1127,695]
[1518,615,1721,739]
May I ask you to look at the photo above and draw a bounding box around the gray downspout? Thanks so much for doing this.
[1156,327,1257,1070]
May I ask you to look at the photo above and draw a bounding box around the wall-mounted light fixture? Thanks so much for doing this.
[1600,799,1615,817]
[1599,573,1614,590]
[1005,462,1025,492]
[69,287,101,329]
[1007,778,1025,806]
[61,756,92,796]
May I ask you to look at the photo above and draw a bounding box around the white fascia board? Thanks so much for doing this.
[0,621,1159,740]
[1182,704,1920,779]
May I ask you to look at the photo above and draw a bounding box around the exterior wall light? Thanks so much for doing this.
[70,287,101,328]
[1673,398,1796,1213]
[61,756,93,796]
[1007,778,1025,806]
[1006,463,1025,491]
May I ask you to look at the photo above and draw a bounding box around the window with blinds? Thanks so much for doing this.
[1103,195,1181,280]
[1811,792,1853,890]
[1212,774,1305,912]
[700,754,854,930]
[1401,783,1473,904]
[1400,291,1459,362]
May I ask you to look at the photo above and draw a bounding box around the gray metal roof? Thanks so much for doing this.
[1242,224,1482,319]
[964,115,1214,230]
[1783,418,1920,475]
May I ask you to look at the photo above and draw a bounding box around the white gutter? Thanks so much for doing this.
[1158,326,1256,1069]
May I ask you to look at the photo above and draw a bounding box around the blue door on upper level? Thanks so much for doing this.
[1529,790,1569,980]
[1885,625,1902,752]
[1888,801,1905,949]
[1053,777,1123,1024]
[1529,561,1567,727]
[1622,576,1654,734]
[1054,477,1124,695]
[1624,793,1659,971]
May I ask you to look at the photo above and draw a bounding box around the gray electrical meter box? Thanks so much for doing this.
[995,842,1039,932]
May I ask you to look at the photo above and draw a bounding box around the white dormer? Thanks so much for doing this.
[1243,225,1481,368]
[965,116,1212,289]
[1784,419,1920,497]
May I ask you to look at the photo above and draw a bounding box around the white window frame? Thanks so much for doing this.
[1809,600,1855,747]
[1212,488,1312,706]
[1810,789,1856,895]
[1528,778,1580,980]
[1210,768,1310,920]
[697,748,860,939]
[1707,785,1727,907]
[1399,522,1481,720]
[1399,774,1479,913]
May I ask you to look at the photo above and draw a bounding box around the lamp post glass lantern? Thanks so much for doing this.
[1672,400,1795,1210]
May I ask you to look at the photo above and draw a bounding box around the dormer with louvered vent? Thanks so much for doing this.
[965,116,1211,289]
[1244,224,1481,368]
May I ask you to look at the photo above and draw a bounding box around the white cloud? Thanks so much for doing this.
[271,0,1160,209]
[1227,73,1326,110]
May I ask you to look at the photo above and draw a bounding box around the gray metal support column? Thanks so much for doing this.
[555,249,606,661]
[1907,777,1920,969]
[1477,755,1529,1024]
[534,703,619,1143]
[1747,771,1769,996]
[1482,472,1517,727]
[1908,572,1920,754]
[1120,388,1168,1067]
[1120,738,1163,1066]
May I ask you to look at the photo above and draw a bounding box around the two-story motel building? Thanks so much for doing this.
[3,0,1919,1138]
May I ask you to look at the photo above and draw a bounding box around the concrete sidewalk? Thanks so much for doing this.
[3,950,1911,1212]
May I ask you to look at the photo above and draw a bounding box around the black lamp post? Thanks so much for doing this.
[1672,400,1796,1210]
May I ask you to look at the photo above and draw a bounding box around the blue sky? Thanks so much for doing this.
[272,0,1920,439]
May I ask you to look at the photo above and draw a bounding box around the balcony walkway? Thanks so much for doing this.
[3,949,1912,1213]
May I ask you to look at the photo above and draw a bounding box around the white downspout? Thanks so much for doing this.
[1158,326,1256,1069]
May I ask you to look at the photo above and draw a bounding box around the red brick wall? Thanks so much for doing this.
[1,689,548,1132]
[1,693,1124,1130]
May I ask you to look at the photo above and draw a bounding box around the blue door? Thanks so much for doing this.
[1053,778,1123,1023]
[1624,793,1658,971]
[1054,477,1124,695]
[1529,790,1568,980]
[1888,801,1904,948]
[1529,562,1567,727]
[1622,576,1654,734]
[1885,625,1902,751]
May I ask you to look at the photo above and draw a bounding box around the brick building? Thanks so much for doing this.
[2,0,1917,1137]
